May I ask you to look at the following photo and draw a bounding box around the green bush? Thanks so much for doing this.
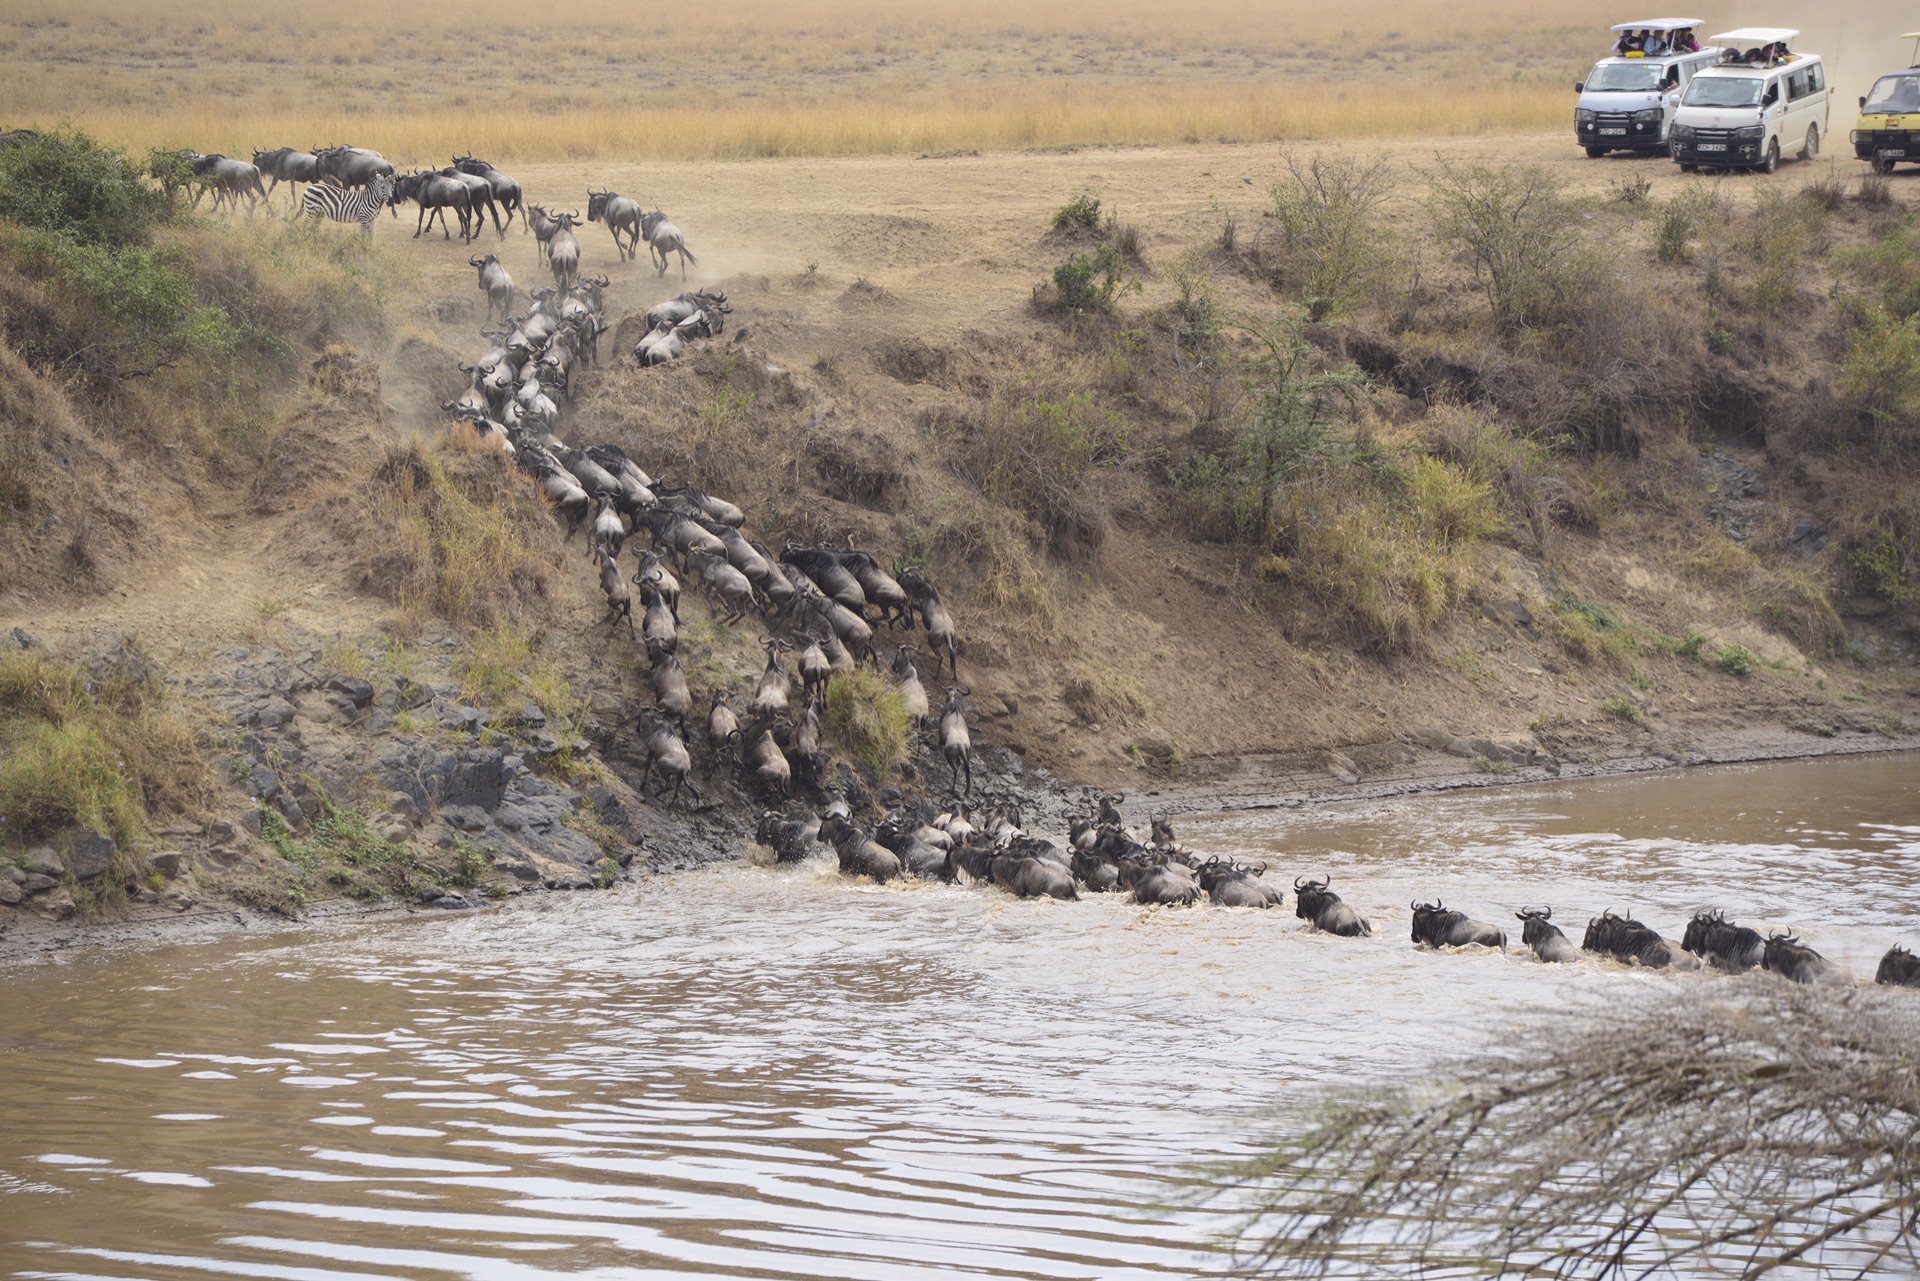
[1836,222,1920,320]
[1838,305,1920,443]
[0,129,169,246]
[1711,642,1756,676]
[1051,191,1102,231]
[1428,160,1585,334]
[1655,185,1717,263]
[1050,243,1137,314]
[1266,150,1393,321]
[957,380,1131,550]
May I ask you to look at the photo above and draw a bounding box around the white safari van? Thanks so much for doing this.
[1669,29,1831,173]
[1575,19,1722,157]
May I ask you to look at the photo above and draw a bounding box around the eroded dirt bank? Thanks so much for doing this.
[5,136,1920,957]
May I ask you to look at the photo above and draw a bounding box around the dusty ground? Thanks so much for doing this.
[9,131,1918,806]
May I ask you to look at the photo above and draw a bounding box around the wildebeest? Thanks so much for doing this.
[1582,911,1700,970]
[1119,850,1202,906]
[640,208,697,279]
[707,689,742,765]
[548,211,582,289]
[313,145,395,190]
[469,253,514,323]
[899,567,958,678]
[937,686,972,794]
[587,189,646,261]
[756,808,818,864]
[528,204,561,262]
[636,708,699,808]
[252,147,318,202]
[1762,932,1846,986]
[747,726,792,797]
[1876,944,1920,988]
[1294,876,1371,936]
[190,153,267,213]
[820,814,901,882]
[394,170,476,241]
[452,156,526,232]
[1682,909,1766,972]
[991,848,1078,900]
[1410,900,1507,950]
[1515,908,1581,963]
[1198,859,1282,908]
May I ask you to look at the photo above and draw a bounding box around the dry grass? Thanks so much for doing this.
[2,0,1594,161]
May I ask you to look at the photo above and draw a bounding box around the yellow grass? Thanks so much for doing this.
[1,0,1602,161]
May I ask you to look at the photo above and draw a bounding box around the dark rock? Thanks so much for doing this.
[445,749,508,811]
[238,809,263,837]
[1489,597,1533,627]
[444,805,490,833]
[489,846,541,882]
[209,819,237,842]
[426,893,473,910]
[65,828,117,882]
[1,865,22,886]
[326,676,375,707]
[251,768,283,803]
[1788,518,1829,557]
[520,702,547,728]
[0,879,20,905]
[9,626,38,651]
[24,847,63,878]
[253,697,297,729]
[22,873,59,894]
[83,634,155,696]
[271,792,308,834]
[147,850,184,878]
[394,676,433,710]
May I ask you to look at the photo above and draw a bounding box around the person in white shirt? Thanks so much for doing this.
[1643,31,1670,56]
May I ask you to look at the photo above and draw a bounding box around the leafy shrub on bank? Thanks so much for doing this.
[1049,243,1138,314]
[1265,150,1394,322]
[825,669,915,781]
[1428,159,1587,335]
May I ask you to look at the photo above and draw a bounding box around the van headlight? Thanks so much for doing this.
[1632,108,1663,125]
[1731,125,1765,141]
[1851,130,1865,144]
[1670,123,1695,139]
[1575,108,1597,124]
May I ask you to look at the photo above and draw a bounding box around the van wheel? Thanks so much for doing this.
[1804,124,1819,158]
[1585,146,1607,158]
[1759,140,1779,175]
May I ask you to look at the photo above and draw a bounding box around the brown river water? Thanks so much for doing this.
[2,754,1916,1280]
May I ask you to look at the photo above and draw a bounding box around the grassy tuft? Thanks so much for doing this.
[0,646,205,856]
[824,668,916,781]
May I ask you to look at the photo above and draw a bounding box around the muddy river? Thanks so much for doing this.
[2,754,1916,1280]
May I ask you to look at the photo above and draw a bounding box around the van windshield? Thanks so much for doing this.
[1586,61,1667,91]
[1683,75,1763,108]
[1863,72,1920,114]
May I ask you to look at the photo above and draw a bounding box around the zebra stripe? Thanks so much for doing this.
[302,173,393,235]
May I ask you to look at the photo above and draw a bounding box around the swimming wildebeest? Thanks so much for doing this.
[1762,932,1846,986]
[1681,909,1766,972]
[1410,900,1506,950]
[1293,876,1371,937]
[1876,944,1920,988]
[1515,907,1581,963]
[1582,910,1699,970]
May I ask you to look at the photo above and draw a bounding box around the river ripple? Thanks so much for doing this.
[1,754,1915,1280]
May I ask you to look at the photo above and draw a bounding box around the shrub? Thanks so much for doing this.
[1655,185,1717,263]
[0,645,204,855]
[1399,455,1502,548]
[1265,150,1393,322]
[1835,222,1920,320]
[1418,402,1552,540]
[824,668,915,780]
[1599,694,1641,722]
[0,129,169,246]
[1428,160,1585,334]
[1049,243,1137,314]
[1051,190,1102,232]
[1711,642,1756,676]
[1847,505,1920,607]
[1748,189,1823,316]
[1837,305,1920,443]
[954,380,1130,553]
[1229,314,1369,546]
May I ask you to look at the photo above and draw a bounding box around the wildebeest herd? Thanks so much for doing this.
[154,133,1920,999]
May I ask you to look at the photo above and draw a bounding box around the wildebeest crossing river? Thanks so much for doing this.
[0,754,1915,1279]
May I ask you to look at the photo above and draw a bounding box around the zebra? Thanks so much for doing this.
[302,173,394,237]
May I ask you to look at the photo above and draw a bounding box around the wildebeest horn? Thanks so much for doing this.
[1294,876,1308,891]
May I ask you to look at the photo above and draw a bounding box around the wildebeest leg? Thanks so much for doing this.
[414,204,430,238]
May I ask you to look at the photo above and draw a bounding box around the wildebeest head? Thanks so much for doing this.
[1681,909,1726,957]
[1516,907,1559,949]
[1410,899,1463,948]
[1877,944,1920,989]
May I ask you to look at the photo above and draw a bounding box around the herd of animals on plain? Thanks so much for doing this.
[158,139,1920,996]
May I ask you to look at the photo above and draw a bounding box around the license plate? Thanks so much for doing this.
[1600,128,1626,135]
[1699,143,1727,151]
[1879,149,1907,158]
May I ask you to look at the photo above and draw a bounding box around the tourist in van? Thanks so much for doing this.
[1613,30,1640,56]
[1674,28,1699,53]
[1643,30,1670,56]
[1743,46,1767,65]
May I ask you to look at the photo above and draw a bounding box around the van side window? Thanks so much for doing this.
[1808,65,1824,94]
[1788,70,1809,100]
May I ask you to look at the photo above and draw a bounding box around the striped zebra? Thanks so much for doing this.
[302,173,394,237]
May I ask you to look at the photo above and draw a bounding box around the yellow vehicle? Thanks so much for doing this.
[1851,34,1920,172]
